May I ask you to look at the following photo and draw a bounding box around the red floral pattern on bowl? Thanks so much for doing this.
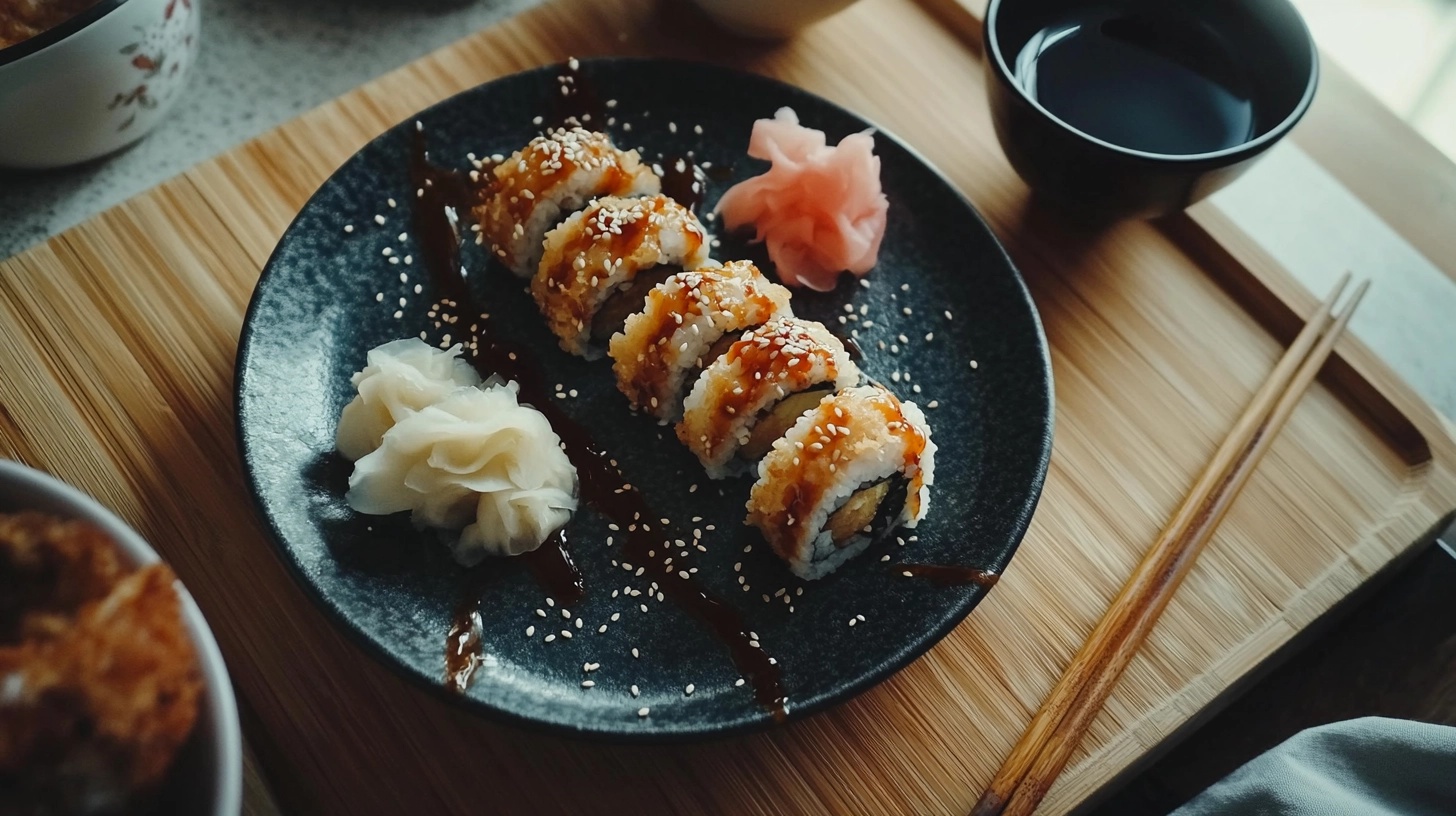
[0,0,204,169]
[110,0,196,132]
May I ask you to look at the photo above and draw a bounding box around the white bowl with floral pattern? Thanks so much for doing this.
[0,0,200,169]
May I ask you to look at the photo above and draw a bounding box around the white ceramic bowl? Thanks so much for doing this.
[0,0,201,169]
[0,459,241,816]
[687,0,861,38]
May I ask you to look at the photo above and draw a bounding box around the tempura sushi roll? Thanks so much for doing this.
[609,260,792,421]
[678,317,861,479]
[475,128,659,276]
[532,195,711,359]
[746,385,935,580]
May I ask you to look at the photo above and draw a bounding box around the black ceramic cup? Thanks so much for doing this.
[984,0,1318,219]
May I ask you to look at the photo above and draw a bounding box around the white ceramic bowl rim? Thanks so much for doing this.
[0,0,130,67]
[0,459,243,816]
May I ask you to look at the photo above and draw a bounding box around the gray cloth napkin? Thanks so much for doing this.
[1173,717,1456,816]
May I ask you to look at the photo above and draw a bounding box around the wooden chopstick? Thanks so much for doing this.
[972,274,1368,816]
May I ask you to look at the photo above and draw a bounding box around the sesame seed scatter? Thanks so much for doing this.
[379,111,1001,730]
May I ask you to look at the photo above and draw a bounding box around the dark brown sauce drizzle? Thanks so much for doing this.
[660,154,704,213]
[550,59,607,131]
[445,594,485,694]
[895,563,1000,588]
[522,528,584,605]
[411,130,788,718]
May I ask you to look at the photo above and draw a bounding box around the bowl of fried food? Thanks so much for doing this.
[0,459,241,815]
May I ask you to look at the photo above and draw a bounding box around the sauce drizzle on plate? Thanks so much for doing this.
[412,131,788,717]
[894,563,1000,588]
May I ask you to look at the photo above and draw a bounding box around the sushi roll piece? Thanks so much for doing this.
[677,317,861,479]
[475,128,660,276]
[609,260,792,420]
[746,385,935,580]
[532,195,710,359]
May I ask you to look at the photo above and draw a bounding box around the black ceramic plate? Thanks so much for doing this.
[236,58,1052,741]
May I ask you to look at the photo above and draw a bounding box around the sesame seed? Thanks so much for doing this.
[561,630,573,639]
[928,400,940,408]
[575,618,584,629]
[638,707,650,717]
[582,680,595,688]
[684,684,695,695]
[533,115,544,125]
[526,626,535,636]
[902,571,914,578]
[970,360,979,369]
[630,685,640,697]
[343,224,354,233]
[545,634,556,642]
[561,609,571,619]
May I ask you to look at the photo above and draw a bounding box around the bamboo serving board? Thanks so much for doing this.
[1,0,1453,813]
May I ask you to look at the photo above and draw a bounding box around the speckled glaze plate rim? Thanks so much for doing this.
[234,57,1054,743]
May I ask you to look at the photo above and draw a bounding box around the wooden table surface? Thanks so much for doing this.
[3,0,1456,814]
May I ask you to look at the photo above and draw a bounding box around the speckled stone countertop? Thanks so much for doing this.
[0,0,540,260]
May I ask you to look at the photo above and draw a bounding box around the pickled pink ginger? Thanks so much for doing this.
[714,107,888,291]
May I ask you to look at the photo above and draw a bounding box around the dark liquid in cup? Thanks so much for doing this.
[1012,12,1259,155]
